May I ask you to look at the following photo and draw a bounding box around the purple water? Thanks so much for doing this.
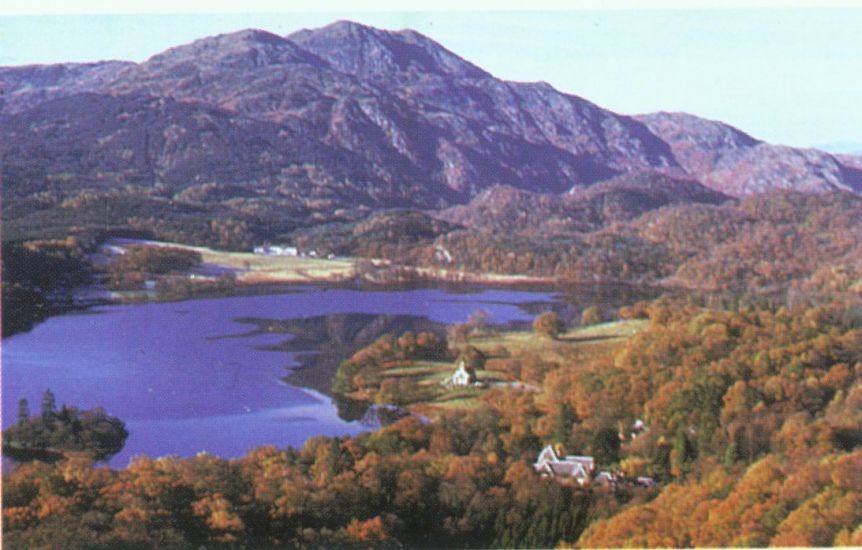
[2,286,555,467]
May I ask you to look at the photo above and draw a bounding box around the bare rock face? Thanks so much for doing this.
[0,61,134,114]
[637,112,862,196]
[1,21,859,215]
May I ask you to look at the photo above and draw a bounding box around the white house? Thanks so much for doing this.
[449,361,476,386]
[534,445,595,485]
[254,245,298,256]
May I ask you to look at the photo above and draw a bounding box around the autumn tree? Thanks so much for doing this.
[533,311,564,339]
[457,345,487,370]
[591,426,621,466]
[581,305,602,326]
[553,402,577,446]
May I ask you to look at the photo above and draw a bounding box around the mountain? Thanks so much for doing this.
[0,60,133,114]
[837,154,862,171]
[2,93,313,192]
[1,22,683,210]
[637,112,862,196]
[288,21,490,81]
[2,20,860,240]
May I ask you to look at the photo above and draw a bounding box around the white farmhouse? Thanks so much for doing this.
[534,444,595,485]
[254,245,298,256]
[449,361,476,386]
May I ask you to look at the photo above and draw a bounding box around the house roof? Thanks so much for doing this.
[564,456,595,470]
[535,445,595,480]
[536,460,589,479]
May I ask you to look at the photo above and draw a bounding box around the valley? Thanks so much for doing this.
[2,17,861,550]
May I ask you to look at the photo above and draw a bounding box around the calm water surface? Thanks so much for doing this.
[2,286,557,467]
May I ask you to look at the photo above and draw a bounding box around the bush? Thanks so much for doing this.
[457,345,487,370]
[581,306,602,326]
[533,311,564,339]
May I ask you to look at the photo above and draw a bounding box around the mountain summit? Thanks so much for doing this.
[289,20,490,80]
[1,21,860,217]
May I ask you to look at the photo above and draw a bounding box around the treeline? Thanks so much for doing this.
[290,210,457,262]
[7,185,860,296]
[4,187,285,251]
[4,297,860,548]
[107,245,202,290]
[259,189,862,295]
[331,331,448,400]
[1,239,92,336]
[413,191,862,292]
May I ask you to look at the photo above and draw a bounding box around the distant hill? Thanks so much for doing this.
[437,171,730,236]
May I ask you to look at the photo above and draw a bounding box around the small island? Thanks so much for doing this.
[3,390,128,462]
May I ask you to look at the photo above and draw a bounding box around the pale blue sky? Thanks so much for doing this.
[1,9,860,149]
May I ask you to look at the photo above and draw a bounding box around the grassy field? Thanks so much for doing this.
[373,320,646,414]
[117,240,356,283]
[111,239,570,286]
[467,319,647,368]
[200,248,355,283]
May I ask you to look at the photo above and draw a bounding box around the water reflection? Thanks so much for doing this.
[2,286,558,467]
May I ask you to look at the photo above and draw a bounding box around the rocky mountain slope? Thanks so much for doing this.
[2,20,860,227]
[637,112,862,196]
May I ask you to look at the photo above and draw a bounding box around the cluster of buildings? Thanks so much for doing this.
[441,359,657,490]
[533,444,656,488]
[253,244,299,256]
[253,244,336,259]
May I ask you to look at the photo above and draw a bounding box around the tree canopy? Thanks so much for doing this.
[3,395,128,462]
[533,311,565,339]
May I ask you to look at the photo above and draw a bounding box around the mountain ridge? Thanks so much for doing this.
[637,111,862,196]
[2,21,859,227]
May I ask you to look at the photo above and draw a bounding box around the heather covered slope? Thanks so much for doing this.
[3,20,860,232]
[1,22,679,214]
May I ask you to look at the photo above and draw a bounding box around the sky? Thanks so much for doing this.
[1,2,861,150]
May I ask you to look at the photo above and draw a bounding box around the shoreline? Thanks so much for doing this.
[1,237,691,338]
[104,238,567,287]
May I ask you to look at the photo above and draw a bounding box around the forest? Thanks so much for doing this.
[269,190,862,296]
[2,188,861,547]
[4,183,860,300]
[106,245,202,290]
[0,239,92,336]
[3,294,861,548]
